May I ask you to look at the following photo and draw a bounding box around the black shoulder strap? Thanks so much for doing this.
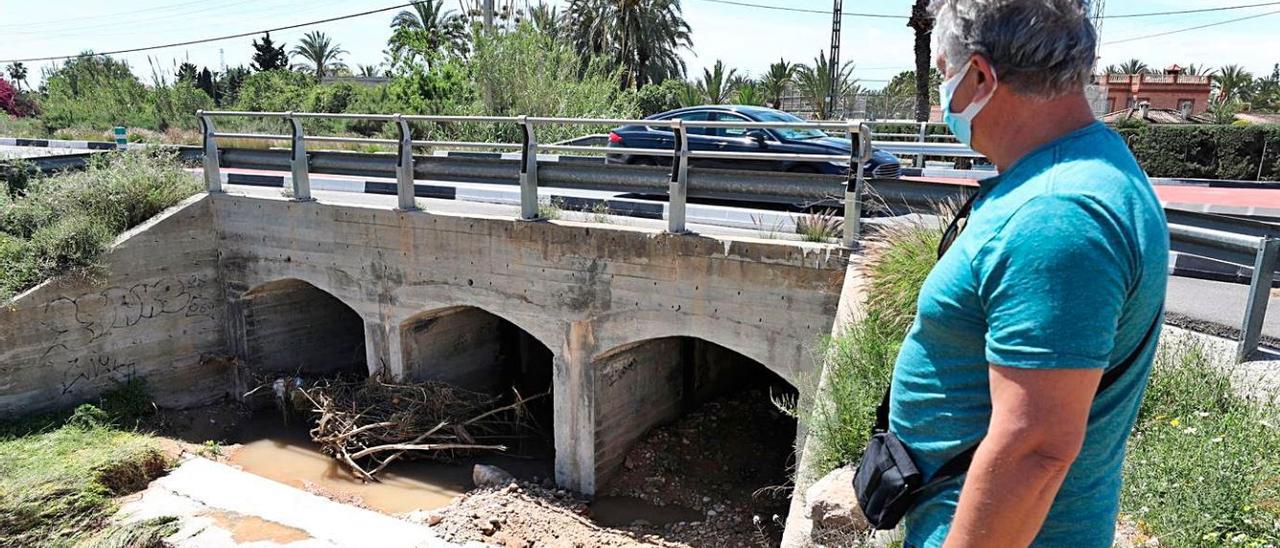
[872,309,1163,482]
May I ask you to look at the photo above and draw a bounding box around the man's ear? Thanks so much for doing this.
[970,55,999,99]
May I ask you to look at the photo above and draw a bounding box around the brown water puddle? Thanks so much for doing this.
[205,511,312,543]
[227,414,553,515]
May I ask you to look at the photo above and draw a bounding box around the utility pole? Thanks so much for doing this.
[483,0,495,30]
[828,0,843,119]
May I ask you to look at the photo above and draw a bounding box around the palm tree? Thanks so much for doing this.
[734,81,764,106]
[1215,64,1255,104]
[1183,64,1217,77]
[676,81,702,108]
[565,0,692,89]
[1103,64,1122,75]
[907,0,933,122]
[527,1,562,42]
[795,52,856,119]
[1117,59,1150,75]
[357,64,383,77]
[388,0,468,65]
[761,59,796,108]
[290,31,348,80]
[696,60,738,105]
[4,62,27,91]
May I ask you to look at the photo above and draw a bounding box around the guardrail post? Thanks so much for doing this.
[1238,237,1279,361]
[394,114,417,211]
[197,110,222,193]
[916,122,927,168]
[287,113,313,201]
[843,121,871,247]
[668,119,690,234]
[517,116,539,220]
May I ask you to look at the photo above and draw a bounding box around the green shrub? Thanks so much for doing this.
[40,55,155,130]
[635,79,689,116]
[0,149,198,301]
[232,69,315,113]
[1117,124,1280,181]
[149,80,213,132]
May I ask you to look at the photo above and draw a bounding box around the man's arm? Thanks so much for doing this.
[943,365,1102,548]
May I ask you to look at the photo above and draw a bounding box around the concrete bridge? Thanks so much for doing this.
[0,186,849,493]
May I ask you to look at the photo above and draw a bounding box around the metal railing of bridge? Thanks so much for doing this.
[196,110,895,245]
[194,110,1277,360]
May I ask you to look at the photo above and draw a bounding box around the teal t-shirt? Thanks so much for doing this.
[891,122,1168,547]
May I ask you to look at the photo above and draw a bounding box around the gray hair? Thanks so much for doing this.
[930,0,1097,98]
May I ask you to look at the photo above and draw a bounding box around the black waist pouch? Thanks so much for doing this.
[853,431,923,529]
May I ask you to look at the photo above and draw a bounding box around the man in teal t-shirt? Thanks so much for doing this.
[891,2,1168,546]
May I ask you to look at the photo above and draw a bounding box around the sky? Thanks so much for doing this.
[0,0,1278,90]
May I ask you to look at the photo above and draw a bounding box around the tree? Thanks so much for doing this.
[1215,64,1255,104]
[251,33,289,72]
[4,62,27,91]
[1117,59,1151,75]
[695,60,737,105]
[1252,63,1280,111]
[1183,64,1217,77]
[734,81,764,106]
[565,0,692,89]
[356,64,383,77]
[795,52,857,119]
[388,0,469,68]
[761,59,796,108]
[884,69,941,104]
[907,0,933,122]
[218,65,250,107]
[196,67,216,101]
[527,1,562,42]
[176,62,199,84]
[290,31,348,80]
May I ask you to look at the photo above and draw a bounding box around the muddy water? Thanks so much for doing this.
[227,414,553,515]
[227,415,701,528]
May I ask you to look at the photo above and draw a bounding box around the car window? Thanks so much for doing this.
[713,112,752,138]
[651,111,712,135]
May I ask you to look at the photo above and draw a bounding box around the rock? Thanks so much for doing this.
[504,537,530,548]
[427,513,444,526]
[474,464,517,488]
[805,464,869,533]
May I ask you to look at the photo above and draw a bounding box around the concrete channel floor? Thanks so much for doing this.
[117,457,466,548]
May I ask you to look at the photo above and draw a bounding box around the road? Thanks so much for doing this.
[0,144,85,160]
[1165,275,1279,341]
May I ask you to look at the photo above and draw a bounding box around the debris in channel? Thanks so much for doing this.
[252,375,545,482]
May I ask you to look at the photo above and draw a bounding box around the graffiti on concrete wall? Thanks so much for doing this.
[43,344,139,395]
[43,274,216,341]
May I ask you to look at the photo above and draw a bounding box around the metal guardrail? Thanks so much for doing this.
[197,110,875,246]
[189,110,1275,360]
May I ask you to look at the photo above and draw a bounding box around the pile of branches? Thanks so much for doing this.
[289,376,545,481]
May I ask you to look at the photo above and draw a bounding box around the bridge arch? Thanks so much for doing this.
[235,278,368,377]
[397,304,555,397]
[590,334,798,486]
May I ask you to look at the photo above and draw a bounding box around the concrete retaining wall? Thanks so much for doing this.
[236,278,367,376]
[0,194,229,418]
[401,307,506,393]
[593,338,686,484]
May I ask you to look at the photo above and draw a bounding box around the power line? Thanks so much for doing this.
[0,1,422,64]
[1104,1,1280,18]
[1104,8,1280,45]
[692,0,906,19]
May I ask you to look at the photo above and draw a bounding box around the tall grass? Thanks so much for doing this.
[0,380,171,547]
[0,149,199,301]
[800,213,946,475]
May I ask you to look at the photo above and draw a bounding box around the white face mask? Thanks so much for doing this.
[939,60,998,146]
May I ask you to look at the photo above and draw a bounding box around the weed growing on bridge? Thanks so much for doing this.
[795,209,844,243]
[0,149,198,301]
[0,382,171,546]
[798,213,945,476]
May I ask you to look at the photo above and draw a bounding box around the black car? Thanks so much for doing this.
[605,105,901,178]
